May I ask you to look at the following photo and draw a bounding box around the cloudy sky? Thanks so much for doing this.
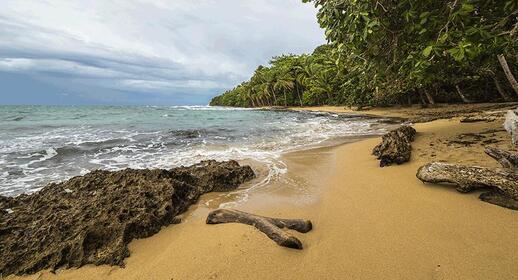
[0,0,325,105]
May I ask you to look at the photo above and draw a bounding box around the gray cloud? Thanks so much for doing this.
[0,0,325,104]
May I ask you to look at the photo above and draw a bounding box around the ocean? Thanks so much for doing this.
[0,105,395,196]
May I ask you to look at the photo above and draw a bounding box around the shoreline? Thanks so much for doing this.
[285,102,518,122]
[8,104,518,279]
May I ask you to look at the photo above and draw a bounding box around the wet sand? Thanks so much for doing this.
[9,106,518,280]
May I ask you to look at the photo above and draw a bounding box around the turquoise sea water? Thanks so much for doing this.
[0,105,394,196]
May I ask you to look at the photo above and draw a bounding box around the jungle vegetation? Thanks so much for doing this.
[210,0,518,107]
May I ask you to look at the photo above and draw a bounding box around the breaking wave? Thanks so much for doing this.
[0,105,399,198]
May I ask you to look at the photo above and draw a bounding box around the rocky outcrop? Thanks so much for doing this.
[0,160,254,276]
[373,126,417,167]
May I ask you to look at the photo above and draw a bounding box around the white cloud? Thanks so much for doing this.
[0,0,325,103]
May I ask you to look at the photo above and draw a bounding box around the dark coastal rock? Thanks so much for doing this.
[0,160,254,276]
[372,126,417,167]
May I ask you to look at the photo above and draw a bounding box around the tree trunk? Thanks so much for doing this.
[424,90,436,105]
[407,95,412,106]
[206,209,312,249]
[419,90,428,108]
[295,83,303,107]
[283,90,287,107]
[455,85,472,103]
[497,54,518,97]
[325,91,332,102]
[493,76,511,101]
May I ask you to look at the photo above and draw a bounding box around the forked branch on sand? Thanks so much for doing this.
[484,147,518,169]
[206,209,312,249]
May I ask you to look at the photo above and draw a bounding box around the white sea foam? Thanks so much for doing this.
[0,106,400,199]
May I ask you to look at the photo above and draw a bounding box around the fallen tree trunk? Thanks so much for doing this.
[416,162,518,210]
[484,147,518,169]
[206,209,312,249]
[460,116,496,123]
[373,126,417,167]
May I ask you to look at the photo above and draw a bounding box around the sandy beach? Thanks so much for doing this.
[9,105,518,280]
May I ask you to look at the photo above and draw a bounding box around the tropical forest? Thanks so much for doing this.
[210,0,518,107]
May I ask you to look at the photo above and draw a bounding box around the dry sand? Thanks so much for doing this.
[10,106,518,280]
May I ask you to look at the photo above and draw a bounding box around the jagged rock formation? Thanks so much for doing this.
[0,160,255,276]
[373,126,417,167]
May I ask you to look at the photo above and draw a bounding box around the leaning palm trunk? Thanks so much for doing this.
[295,83,303,107]
[455,85,472,103]
[423,90,435,105]
[271,88,277,106]
[493,76,512,101]
[497,54,518,97]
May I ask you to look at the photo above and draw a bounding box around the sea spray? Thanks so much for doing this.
[0,105,398,197]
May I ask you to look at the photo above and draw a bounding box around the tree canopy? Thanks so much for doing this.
[211,0,518,107]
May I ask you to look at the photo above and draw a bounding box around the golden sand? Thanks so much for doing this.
[10,106,518,280]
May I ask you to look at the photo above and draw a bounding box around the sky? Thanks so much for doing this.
[0,0,325,105]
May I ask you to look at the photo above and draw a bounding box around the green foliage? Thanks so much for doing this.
[211,0,518,107]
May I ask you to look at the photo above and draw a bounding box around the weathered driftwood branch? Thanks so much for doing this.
[504,109,518,147]
[373,126,416,167]
[416,162,518,210]
[206,209,312,249]
[484,147,518,169]
[459,116,496,123]
[479,190,518,210]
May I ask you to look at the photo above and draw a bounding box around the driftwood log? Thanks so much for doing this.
[373,126,417,167]
[206,209,312,249]
[460,116,496,123]
[416,162,518,210]
[484,147,518,169]
[504,109,518,147]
